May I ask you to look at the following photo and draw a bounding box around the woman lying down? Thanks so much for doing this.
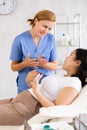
[0,48,87,125]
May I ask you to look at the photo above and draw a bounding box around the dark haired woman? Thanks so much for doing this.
[0,48,87,125]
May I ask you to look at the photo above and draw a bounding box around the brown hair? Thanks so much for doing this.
[27,10,56,27]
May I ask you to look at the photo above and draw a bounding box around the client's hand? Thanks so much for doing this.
[30,73,42,91]
[26,70,39,88]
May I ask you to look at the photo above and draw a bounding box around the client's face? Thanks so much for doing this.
[62,50,78,71]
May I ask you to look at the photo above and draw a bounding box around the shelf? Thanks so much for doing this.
[53,13,80,48]
[53,14,80,68]
[56,44,79,47]
[56,22,80,25]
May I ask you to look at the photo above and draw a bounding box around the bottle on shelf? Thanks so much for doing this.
[61,33,71,46]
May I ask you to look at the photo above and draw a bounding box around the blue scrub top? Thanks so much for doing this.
[10,31,58,93]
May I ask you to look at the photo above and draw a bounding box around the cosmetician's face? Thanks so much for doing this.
[34,20,55,37]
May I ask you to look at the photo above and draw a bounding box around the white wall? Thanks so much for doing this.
[0,0,87,99]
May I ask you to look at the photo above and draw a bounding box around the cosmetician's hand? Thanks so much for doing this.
[24,54,39,68]
[38,55,48,68]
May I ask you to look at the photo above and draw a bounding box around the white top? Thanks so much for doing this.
[28,76,81,101]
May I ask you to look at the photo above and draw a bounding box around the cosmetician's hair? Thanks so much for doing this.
[27,10,56,27]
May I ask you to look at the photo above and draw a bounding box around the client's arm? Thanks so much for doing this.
[26,72,79,107]
[33,87,78,107]
[55,87,78,105]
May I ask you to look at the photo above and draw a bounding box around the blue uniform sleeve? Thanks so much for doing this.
[10,37,22,61]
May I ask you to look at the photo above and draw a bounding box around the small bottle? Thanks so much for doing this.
[43,125,50,130]
[43,125,54,130]
[61,34,69,46]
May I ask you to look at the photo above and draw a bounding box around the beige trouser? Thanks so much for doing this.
[0,90,42,125]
